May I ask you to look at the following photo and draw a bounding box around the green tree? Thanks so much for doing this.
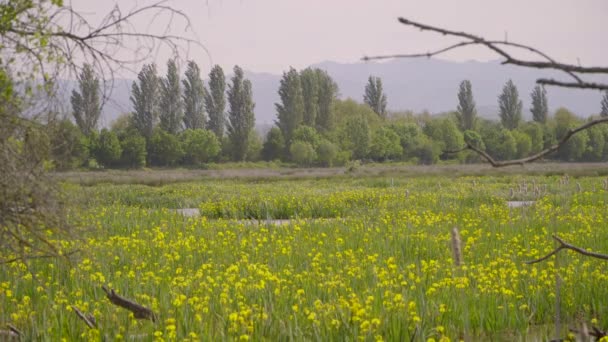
[363,75,387,118]
[70,63,101,136]
[601,91,608,118]
[290,141,316,166]
[276,67,305,143]
[119,133,147,168]
[183,60,206,130]
[315,69,339,133]
[370,126,402,161]
[292,125,321,149]
[498,79,523,130]
[159,59,184,134]
[227,66,256,161]
[316,139,338,166]
[49,119,90,170]
[423,118,464,157]
[261,127,285,161]
[148,128,184,166]
[455,80,477,131]
[414,135,441,165]
[530,85,548,124]
[94,128,122,167]
[481,124,517,160]
[205,65,226,139]
[511,130,532,158]
[521,122,544,153]
[342,114,371,160]
[131,63,160,139]
[389,122,421,160]
[300,68,319,127]
[584,123,607,161]
[554,108,588,161]
[181,129,221,165]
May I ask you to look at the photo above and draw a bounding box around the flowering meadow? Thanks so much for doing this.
[2,175,608,341]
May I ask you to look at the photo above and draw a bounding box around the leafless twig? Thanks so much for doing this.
[526,235,608,264]
[71,305,97,329]
[363,17,608,90]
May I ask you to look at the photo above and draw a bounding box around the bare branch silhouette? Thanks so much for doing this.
[526,235,608,264]
[363,17,608,90]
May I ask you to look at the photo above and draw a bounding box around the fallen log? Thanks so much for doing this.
[101,285,156,322]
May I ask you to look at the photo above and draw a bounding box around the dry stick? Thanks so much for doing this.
[101,285,157,322]
[71,305,97,329]
[525,235,608,264]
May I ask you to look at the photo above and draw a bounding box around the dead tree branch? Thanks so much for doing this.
[102,285,156,322]
[526,235,608,264]
[363,17,608,90]
[71,305,97,329]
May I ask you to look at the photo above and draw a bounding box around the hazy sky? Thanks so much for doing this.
[73,0,607,75]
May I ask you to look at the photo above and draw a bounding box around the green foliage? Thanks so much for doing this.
[511,130,532,158]
[530,85,548,124]
[423,118,464,157]
[554,108,588,161]
[276,67,305,143]
[315,70,338,133]
[521,122,544,154]
[148,129,184,166]
[205,65,226,139]
[413,135,440,165]
[498,79,522,130]
[119,133,147,168]
[363,75,387,118]
[583,123,607,161]
[292,125,320,149]
[262,127,285,161]
[370,126,402,161]
[601,91,608,118]
[455,80,477,131]
[246,131,263,162]
[341,114,370,160]
[131,64,160,138]
[159,59,184,134]
[289,141,315,166]
[182,60,206,130]
[300,68,319,127]
[388,122,421,160]
[70,63,101,136]
[94,128,122,167]
[181,129,221,165]
[463,130,484,150]
[485,128,517,161]
[227,65,256,161]
[316,139,338,166]
[48,119,89,170]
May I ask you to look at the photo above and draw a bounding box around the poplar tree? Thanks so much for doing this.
[71,63,101,136]
[182,60,206,130]
[227,65,255,161]
[530,85,549,124]
[601,91,608,118]
[300,68,319,127]
[131,63,160,139]
[363,75,387,118]
[205,65,226,138]
[159,59,184,134]
[498,79,523,130]
[275,67,305,143]
[455,80,477,131]
[315,69,338,133]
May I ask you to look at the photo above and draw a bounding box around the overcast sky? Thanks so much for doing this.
[73,0,607,75]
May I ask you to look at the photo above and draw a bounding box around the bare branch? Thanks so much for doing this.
[71,305,97,329]
[102,285,156,322]
[363,17,608,90]
[526,235,608,264]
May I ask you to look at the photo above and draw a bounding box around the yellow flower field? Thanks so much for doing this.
[1,175,608,340]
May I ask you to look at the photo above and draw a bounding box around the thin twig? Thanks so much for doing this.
[71,305,97,329]
[526,235,608,264]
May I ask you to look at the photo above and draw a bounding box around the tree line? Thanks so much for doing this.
[48,62,608,169]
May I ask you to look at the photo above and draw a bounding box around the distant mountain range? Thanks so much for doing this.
[63,58,607,127]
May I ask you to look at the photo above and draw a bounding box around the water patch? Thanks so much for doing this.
[506,201,536,208]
